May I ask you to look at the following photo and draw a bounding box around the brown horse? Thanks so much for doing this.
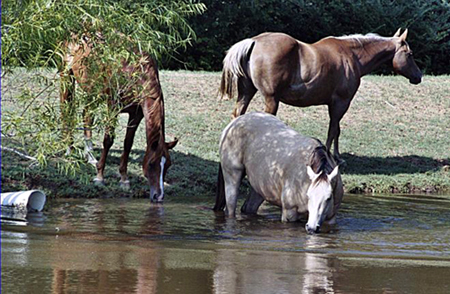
[220,29,422,163]
[60,33,178,202]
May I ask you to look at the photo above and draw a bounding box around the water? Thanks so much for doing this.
[2,194,450,294]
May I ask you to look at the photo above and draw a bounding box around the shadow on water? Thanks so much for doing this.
[341,153,449,175]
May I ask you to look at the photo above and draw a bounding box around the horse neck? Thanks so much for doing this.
[145,95,165,137]
[352,38,397,76]
[310,146,333,175]
[140,56,165,136]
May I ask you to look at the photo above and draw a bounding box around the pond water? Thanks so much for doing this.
[2,194,450,294]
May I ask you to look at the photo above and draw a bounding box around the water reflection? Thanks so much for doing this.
[2,195,450,294]
[212,236,337,294]
[303,237,335,294]
[49,244,159,294]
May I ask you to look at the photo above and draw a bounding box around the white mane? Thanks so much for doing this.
[335,33,391,43]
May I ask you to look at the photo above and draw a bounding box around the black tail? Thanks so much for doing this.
[213,163,226,211]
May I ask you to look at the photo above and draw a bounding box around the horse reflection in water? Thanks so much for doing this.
[220,29,422,163]
[49,201,163,294]
[214,112,343,234]
[212,246,335,293]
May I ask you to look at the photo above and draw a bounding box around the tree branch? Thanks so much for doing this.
[1,146,37,161]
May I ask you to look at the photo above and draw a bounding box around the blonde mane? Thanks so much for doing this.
[334,33,392,47]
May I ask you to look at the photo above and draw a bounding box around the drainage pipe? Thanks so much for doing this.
[1,190,46,212]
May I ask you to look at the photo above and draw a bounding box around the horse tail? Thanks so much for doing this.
[219,38,255,100]
[213,163,226,211]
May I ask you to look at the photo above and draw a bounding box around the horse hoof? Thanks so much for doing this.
[337,158,347,167]
[119,180,130,190]
[85,152,98,166]
[93,177,105,185]
[334,156,346,166]
[88,158,98,166]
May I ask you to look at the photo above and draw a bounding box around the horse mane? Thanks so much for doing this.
[309,144,334,184]
[145,96,165,162]
[334,33,391,48]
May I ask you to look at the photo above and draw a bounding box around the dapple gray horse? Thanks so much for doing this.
[214,112,343,234]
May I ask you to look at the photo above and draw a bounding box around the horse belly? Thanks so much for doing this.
[281,86,331,107]
[246,167,283,207]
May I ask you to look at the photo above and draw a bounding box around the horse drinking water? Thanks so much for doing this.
[60,33,178,202]
[220,29,422,163]
[214,112,344,234]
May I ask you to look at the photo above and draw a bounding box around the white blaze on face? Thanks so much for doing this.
[307,182,333,230]
[160,156,166,196]
[305,165,339,233]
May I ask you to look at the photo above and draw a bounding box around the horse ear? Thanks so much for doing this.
[307,166,319,182]
[166,138,178,150]
[393,28,402,38]
[328,165,339,182]
[400,28,408,41]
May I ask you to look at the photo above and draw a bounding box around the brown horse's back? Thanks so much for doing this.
[250,33,302,96]
[249,33,346,107]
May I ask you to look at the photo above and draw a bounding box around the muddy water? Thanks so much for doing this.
[2,194,450,294]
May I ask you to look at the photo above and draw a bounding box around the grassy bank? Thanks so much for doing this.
[1,70,449,198]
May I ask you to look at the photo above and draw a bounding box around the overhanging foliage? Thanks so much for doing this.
[1,0,206,178]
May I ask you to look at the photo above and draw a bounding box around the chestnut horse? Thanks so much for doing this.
[220,29,422,163]
[60,34,177,202]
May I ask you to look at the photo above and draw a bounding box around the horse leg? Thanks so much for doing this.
[82,108,97,165]
[94,121,117,184]
[264,95,280,115]
[232,79,257,118]
[241,187,264,214]
[214,163,226,211]
[326,98,351,164]
[59,69,76,152]
[222,167,244,218]
[280,188,299,222]
[119,108,144,190]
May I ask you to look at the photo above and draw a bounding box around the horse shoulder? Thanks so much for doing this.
[281,151,310,200]
[295,43,327,81]
[281,177,309,214]
[311,40,362,98]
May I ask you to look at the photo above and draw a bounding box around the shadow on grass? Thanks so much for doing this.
[341,153,449,175]
[100,148,251,200]
[6,146,447,198]
[1,147,221,199]
[90,148,221,198]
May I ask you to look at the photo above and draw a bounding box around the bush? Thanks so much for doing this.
[164,0,450,74]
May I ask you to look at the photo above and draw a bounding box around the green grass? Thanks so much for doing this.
[2,70,449,198]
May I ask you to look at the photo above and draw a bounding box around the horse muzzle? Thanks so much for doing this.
[150,187,164,203]
[409,74,422,85]
[305,224,321,234]
[150,195,164,203]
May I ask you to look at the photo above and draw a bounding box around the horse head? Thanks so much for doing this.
[305,165,339,234]
[392,29,422,85]
[144,137,178,203]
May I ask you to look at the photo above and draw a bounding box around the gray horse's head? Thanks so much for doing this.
[305,165,339,234]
